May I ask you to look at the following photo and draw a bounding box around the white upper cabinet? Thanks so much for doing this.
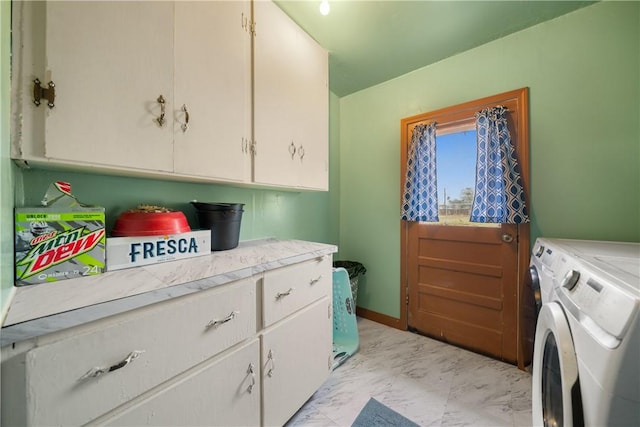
[253,0,329,191]
[11,0,327,190]
[16,1,175,172]
[173,1,251,182]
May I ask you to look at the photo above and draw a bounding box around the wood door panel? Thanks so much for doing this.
[418,231,503,264]
[418,266,504,299]
[419,291,503,325]
[420,258,503,279]
[420,311,503,357]
[420,283,503,310]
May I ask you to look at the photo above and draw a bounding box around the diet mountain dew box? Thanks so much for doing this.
[15,181,105,286]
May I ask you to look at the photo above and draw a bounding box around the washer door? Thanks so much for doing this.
[532,302,583,427]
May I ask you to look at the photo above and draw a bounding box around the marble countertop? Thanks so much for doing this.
[1,238,337,347]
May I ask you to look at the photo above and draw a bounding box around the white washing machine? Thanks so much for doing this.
[531,238,640,426]
[529,238,570,305]
[521,239,569,368]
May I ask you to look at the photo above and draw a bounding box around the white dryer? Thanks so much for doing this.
[532,238,640,426]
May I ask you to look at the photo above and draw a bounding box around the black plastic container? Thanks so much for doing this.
[191,202,244,251]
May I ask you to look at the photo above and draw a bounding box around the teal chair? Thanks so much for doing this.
[332,267,359,369]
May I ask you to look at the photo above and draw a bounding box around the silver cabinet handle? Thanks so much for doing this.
[309,275,323,286]
[155,95,166,127]
[289,141,296,159]
[206,311,239,329]
[266,349,275,377]
[298,144,305,160]
[275,288,294,300]
[247,363,256,393]
[181,104,189,132]
[79,350,145,381]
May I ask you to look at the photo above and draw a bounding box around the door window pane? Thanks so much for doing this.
[436,130,498,227]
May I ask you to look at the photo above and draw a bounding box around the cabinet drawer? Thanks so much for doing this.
[20,278,256,426]
[94,339,261,427]
[262,256,331,327]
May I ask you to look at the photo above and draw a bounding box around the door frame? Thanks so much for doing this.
[400,87,531,367]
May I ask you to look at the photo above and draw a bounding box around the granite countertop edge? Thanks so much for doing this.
[1,238,337,347]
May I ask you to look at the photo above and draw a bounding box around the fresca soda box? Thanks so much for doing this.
[15,181,106,286]
[106,230,211,271]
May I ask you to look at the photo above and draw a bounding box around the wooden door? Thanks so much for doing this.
[401,88,530,365]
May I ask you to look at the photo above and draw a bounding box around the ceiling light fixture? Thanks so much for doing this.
[319,0,330,16]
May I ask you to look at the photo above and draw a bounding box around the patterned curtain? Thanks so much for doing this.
[470,106,529,223]
[401,123,439,222]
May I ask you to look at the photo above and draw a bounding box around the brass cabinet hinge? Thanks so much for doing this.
[33,78,55,108]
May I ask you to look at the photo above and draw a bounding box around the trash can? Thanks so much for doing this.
[332,260,366,305]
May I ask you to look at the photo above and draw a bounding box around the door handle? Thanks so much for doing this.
[502,233,514,243]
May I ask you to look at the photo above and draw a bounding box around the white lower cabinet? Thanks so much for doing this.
[261,298,332,426]
[94,339,261,427]
[1,277,256,426]
[1,256,333,426]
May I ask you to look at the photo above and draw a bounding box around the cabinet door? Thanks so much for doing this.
[291,22,329,191]
[42,1,174,171]
[95,339,261,427]
[253,0,329,190]
[261,297,332,426]
[173,1,252,182]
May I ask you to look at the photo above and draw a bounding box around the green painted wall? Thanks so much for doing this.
[338,1,640,319]
[18,170,333,243]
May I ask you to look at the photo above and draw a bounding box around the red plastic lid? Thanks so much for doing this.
[111,211,191,237]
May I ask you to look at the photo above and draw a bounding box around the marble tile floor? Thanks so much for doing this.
[286,317,532,427]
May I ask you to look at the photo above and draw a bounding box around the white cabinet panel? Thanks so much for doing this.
[97,339,261,427]
[253,0,329,190]
[42,1,174,171]
[261,297,333,426]
[173,1,251,182]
